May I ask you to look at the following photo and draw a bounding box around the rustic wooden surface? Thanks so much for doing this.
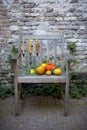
[18,75,66,83]
[13,34,72,116]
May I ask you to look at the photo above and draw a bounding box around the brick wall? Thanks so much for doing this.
[0,0,87,87]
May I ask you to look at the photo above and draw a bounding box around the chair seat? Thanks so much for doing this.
[18,74,66,83]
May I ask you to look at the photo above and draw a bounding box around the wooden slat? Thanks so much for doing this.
[39,40,43,63]
[18,75,66,83]
[47,42,50,62]
[25,39,29,66]
[54,42,56,65]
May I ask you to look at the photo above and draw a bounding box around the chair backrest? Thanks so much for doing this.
[19,33,64,68]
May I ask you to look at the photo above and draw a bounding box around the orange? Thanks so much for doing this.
[36,66,45,75]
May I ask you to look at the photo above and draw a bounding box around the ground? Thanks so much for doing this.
[0,96,87,130]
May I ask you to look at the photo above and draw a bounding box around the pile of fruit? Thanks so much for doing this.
[29,63,62,76]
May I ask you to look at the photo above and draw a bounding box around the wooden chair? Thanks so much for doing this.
[12,33,73,116]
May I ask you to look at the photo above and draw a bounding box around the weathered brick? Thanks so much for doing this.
[23,3,36,8]
[68,8,75,12]
[45,12,59,17]
[46,8,53,13]
[70,0,78,3]
[0,0,87,87]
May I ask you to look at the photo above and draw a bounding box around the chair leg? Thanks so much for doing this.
[64,92,68,116]
[14,82,19,116]
[64,82,69,116]
[14,60,20,116]
[64,61,70,116]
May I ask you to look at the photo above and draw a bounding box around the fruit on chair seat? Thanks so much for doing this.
[53,68,62,75]
[36,66,45,75]
[45,63,55,71]
[41,63,46,67]
[45,70,52,76]
[30,69,35,75]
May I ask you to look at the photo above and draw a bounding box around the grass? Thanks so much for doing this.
[0,86,14,99]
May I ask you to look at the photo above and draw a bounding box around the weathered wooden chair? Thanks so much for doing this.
[12,33,73,116]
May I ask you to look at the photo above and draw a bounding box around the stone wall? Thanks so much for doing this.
[0,0,87,87]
